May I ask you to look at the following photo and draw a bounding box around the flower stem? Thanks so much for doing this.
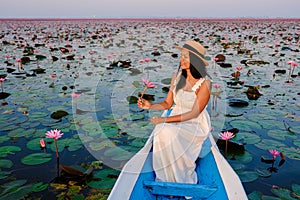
[140,86,147,99]
[225,140,228,158]
[54,139,59,158]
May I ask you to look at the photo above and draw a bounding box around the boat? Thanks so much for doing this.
[108,110,247,200]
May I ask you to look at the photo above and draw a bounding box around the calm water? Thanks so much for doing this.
[0,18,299,199]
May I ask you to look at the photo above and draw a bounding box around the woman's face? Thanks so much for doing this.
[180,49,190,70]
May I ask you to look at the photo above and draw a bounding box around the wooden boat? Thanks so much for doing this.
[108,110,247,200]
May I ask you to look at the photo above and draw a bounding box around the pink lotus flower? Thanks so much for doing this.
[213,57,219,62]
[219,131,234,140]
[145,58,151,62]
[212,83,221,89]
[0,78,5,83]
[70,93,81,98]
[16,58,21,63]
[89,50,94,55]
[46,129,64,139]
[236,66,243,71]
[46,129,63,158]
[140,78,157,98]
[219,131,234,158]
[269,149,280,159]
[40,139,46,148]
[142,77,157,89]
[34,50,39,54]
[5,55,11,59]
[50,74,56,79]
[287,61,298,67]
[139,59,145,63]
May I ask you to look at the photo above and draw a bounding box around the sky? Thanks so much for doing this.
[0,0,299,18]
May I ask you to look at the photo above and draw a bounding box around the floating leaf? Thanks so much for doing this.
[255,168,272,178]
[32,182,48,192]
[0,135,10,144]
[89,140,116,151]
[237,171,259,183]
[104,147,133,161]
[233,132,261,144]
[82,122,102,136]
[279,147,300,160]
[292,184,300,196]
[235,151,253,164]
[0,159,13,168]
[0,181,32,199]
[254,139,286,151]
[21,153,52,165]
[0,170,11,179]
[0,146,21,157]
[230,119,262,131]
[267,129,297,141]
[247,191,263,200]
[8,128,35,138]
[271,187,294,200]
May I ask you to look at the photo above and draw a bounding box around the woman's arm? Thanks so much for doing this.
[137,73,177,110]
[151,79,211,125]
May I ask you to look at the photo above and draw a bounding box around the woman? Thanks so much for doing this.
[137,40,211,184]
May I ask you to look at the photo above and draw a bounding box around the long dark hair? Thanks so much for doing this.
[175,51,208,92]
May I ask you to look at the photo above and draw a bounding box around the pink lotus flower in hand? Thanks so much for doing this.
[46,129,63,139]
[269,149,280,159]
[140,78,157,98]
[142,77,157,89]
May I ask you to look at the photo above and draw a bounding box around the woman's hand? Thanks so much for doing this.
[137,98,151,109]
[150,116,166,125]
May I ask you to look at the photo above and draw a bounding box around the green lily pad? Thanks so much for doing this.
[21,153,52,165]
[29,112,48,119]
[229,119,262,131]
[32,182,49,192]
[82,122,102,136]
[0,170,11,179]
[233,132,261,144]
[247,191,263,200]
[89,140,116,151]
[0,183,33,199]
[0,159,13,168]
[255,139,286,151]
[271,187,294,200]
[292,184,300,196]
[161,78,172,85]
[63,138,82,151]
[0,146,21,157]
[0,135,10,144]
[8,128,35,138]
[237,171,259,183]
[279,147,300,160]
[88,168,119,189]
[104,147,134,161]
[267,129,297,141]
[255,168,272,178]
[0,179,27,194]
[235,151,253,164]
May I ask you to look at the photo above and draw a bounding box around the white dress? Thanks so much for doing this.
[153,75,211,183]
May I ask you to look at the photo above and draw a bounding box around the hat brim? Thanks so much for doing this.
[174,45,209,66]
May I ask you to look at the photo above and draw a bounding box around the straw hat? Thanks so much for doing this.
[174,40,209,66]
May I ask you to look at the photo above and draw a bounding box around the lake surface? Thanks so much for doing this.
[0,18,299,199]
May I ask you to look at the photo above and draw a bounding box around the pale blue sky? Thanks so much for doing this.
[1,0,299,18]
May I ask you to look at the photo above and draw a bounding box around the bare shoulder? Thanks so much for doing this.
[195,79,211,95]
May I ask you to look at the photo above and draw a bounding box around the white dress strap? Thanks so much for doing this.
[192,78,205,92]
